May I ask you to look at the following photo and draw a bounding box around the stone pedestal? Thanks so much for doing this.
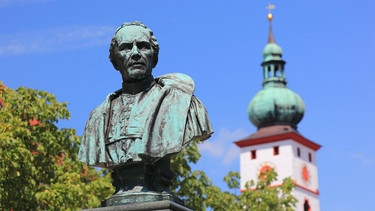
[82,200,192,211]
[111,159,173,195]
[104,191,183,207]
[82,158,192,210]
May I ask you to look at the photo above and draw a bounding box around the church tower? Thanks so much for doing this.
[235,10,321,211]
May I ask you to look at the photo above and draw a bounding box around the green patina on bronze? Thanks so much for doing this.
[248,17,305,129]
[78,21,213,207]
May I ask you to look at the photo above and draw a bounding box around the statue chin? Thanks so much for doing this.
[126,69,150,81]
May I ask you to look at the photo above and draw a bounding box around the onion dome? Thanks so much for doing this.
[247,12,305,129]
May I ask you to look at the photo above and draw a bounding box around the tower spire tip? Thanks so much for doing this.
[266,4,276,43]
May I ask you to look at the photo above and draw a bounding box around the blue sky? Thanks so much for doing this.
[1,0,374,210]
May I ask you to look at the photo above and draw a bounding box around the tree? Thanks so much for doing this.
[0,83,113,210]
[170,140,297,211]
[170,139,214,210]
[239,168,297,211]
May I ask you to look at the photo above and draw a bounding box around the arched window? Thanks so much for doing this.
[304,199,311,211]
[268,66,272,78]
[274,65,279,77]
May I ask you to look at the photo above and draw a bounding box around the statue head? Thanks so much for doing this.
[109,21,160,82]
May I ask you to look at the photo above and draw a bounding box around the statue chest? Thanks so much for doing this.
[107,93,143,141]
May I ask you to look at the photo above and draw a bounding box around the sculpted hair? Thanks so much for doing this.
[109,21,160,70]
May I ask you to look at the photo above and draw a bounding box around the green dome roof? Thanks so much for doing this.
[248,85,305,129]
[247,12,305,129]
[262,43,283,62]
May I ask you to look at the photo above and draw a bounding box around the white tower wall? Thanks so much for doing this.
[238,137,320,211]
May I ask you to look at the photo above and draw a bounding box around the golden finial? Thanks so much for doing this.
[265,3,276,43]
[267,13,273,21]
[266,4,275,21]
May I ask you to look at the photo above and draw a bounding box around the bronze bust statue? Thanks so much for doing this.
[78,21,213,206]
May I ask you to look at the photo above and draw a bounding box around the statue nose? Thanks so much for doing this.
[130,45,141,59]
[131,45,140,54]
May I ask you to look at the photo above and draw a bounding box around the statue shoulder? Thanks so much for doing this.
[156,73,195,94]
[88,90,121,119]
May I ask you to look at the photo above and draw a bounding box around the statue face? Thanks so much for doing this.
[115,26,154,82]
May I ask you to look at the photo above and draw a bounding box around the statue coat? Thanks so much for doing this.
[78,73,213,168]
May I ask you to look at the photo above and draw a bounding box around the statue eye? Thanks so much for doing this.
[119,43,133,51]
[137,42,151,50]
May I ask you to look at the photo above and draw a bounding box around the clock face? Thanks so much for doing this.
[257,162,276,180]
[301,165,310,183]
[259,165,273,180]
[260,165,272,174]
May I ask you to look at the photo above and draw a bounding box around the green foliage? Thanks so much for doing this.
[171,140,297,211]
[240,168,297,211]
[0,83,113,210]
[224,171,240,189]
[170,139,213,210]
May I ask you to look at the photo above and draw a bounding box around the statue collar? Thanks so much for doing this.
[122,75,155,95]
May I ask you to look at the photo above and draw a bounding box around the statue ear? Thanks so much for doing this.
[152,55,158,68]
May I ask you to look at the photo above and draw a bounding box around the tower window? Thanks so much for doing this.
[274,65,279,77]
[297,147,301,157]
[267,66,272,78]
[273,146,279,155]
[308,152,312,162]
[268,70,272,78]
[251,150,257,160]
[304,199,311,211]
